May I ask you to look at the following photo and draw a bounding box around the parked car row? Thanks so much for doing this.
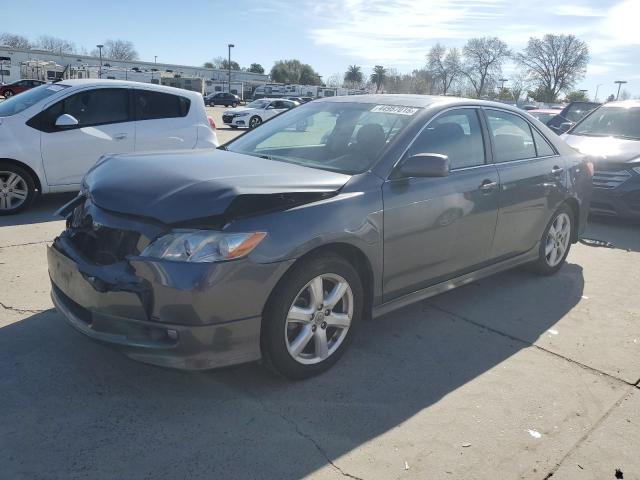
[0,79,46,98]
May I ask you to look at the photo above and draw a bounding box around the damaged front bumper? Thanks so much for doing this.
[47,205,294,370]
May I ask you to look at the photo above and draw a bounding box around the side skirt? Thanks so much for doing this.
[372,246,540,319]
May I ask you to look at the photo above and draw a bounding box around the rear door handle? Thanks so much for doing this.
[551,166,564,176]
[479,180,498,193]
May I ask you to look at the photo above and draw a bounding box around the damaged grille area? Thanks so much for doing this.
[67,203,142,265]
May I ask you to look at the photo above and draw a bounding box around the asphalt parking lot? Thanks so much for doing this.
[1,116,639,478]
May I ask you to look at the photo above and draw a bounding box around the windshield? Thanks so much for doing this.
[0,84,68,117]
[247,99,269,109]
[226,101,419,174]
[572,106,640,140]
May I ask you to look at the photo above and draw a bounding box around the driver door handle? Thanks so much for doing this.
[479,180,498,193]
[114,133,128,141]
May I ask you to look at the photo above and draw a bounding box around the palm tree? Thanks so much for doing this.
[370,65,386,93]
[344,65,363,89]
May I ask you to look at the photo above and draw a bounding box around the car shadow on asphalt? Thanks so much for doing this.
[0,263,584,479]
[585,216,640,253]
[0,192,75,227]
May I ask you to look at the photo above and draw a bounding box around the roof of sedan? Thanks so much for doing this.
[315,93,523,111]
[57,79,203,98]
[600,99,640,108]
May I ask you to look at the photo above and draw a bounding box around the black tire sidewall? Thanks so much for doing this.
[249,116,261,128]
[261,253,363,380]
[0,162,36,215]
[532,204,574,275]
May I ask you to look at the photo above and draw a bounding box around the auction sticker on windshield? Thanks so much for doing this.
[370,105,419,115]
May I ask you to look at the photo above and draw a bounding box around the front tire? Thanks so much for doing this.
[261,253,363,380]
[249,116,262,129]
[529,204,573,275]
[0,162,36,215]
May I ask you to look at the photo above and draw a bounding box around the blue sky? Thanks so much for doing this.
[4,0,639,98]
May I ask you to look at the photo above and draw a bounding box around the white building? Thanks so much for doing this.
[0,46,269,96]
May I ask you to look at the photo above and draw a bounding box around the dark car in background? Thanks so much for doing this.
[48,95,592,379]
[527,108,560,124]
[205,92,241,107]
[0,79,45,98]
[548,101,601,134]
[562,100,640,220]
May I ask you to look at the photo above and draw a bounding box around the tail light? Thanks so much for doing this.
[207,115,216,130]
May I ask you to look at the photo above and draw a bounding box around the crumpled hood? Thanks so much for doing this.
[562,134,640,164]
[84,149,351,224]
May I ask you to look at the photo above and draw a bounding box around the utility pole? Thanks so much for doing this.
[96,44,104,78]
[614,80,627,100]
[594,84,602,102]
[499,78,508,90]
[228,44,234,94]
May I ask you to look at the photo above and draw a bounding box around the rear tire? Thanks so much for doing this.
[3,90,14,98]
[0,162,37,215]
[261,253,363,380]
[529,204,574,276]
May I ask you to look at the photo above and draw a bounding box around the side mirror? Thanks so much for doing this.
[55,114,79,128]
[398,153,450,178]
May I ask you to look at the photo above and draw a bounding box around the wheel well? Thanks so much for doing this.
[563,197,580,242]
[294,243,375,321]
[0,158,42,193]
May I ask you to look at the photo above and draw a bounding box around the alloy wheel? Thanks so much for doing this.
[249,116,262,128]
[0,171,28,211]
[545,212,571,267]
[285,273,354,365]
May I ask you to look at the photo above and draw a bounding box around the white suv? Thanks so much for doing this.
[0,79,218,214]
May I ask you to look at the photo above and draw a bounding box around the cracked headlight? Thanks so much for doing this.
[141,230,267,263]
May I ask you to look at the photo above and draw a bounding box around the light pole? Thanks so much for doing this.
[614,80,627,100]
[96,44,104,78]
[594,83,603,102]
[227,43,234,94]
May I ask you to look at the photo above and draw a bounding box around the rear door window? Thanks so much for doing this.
[135,90,191,120]
[485,110,536,162]
[531,128,556,157]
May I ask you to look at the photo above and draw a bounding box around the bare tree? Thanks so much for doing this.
[326,73,343,88]
[462,37,510,98]
[0,33,31,49]
[509,72,531,102]
[93,39,139,61]
[427,44,462,95]
[36,35,76,54]
[516,34,589,103]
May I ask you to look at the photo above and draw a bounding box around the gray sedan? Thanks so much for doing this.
[48,95,593,379]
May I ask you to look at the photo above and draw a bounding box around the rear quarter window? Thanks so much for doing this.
[135,90,191,120]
